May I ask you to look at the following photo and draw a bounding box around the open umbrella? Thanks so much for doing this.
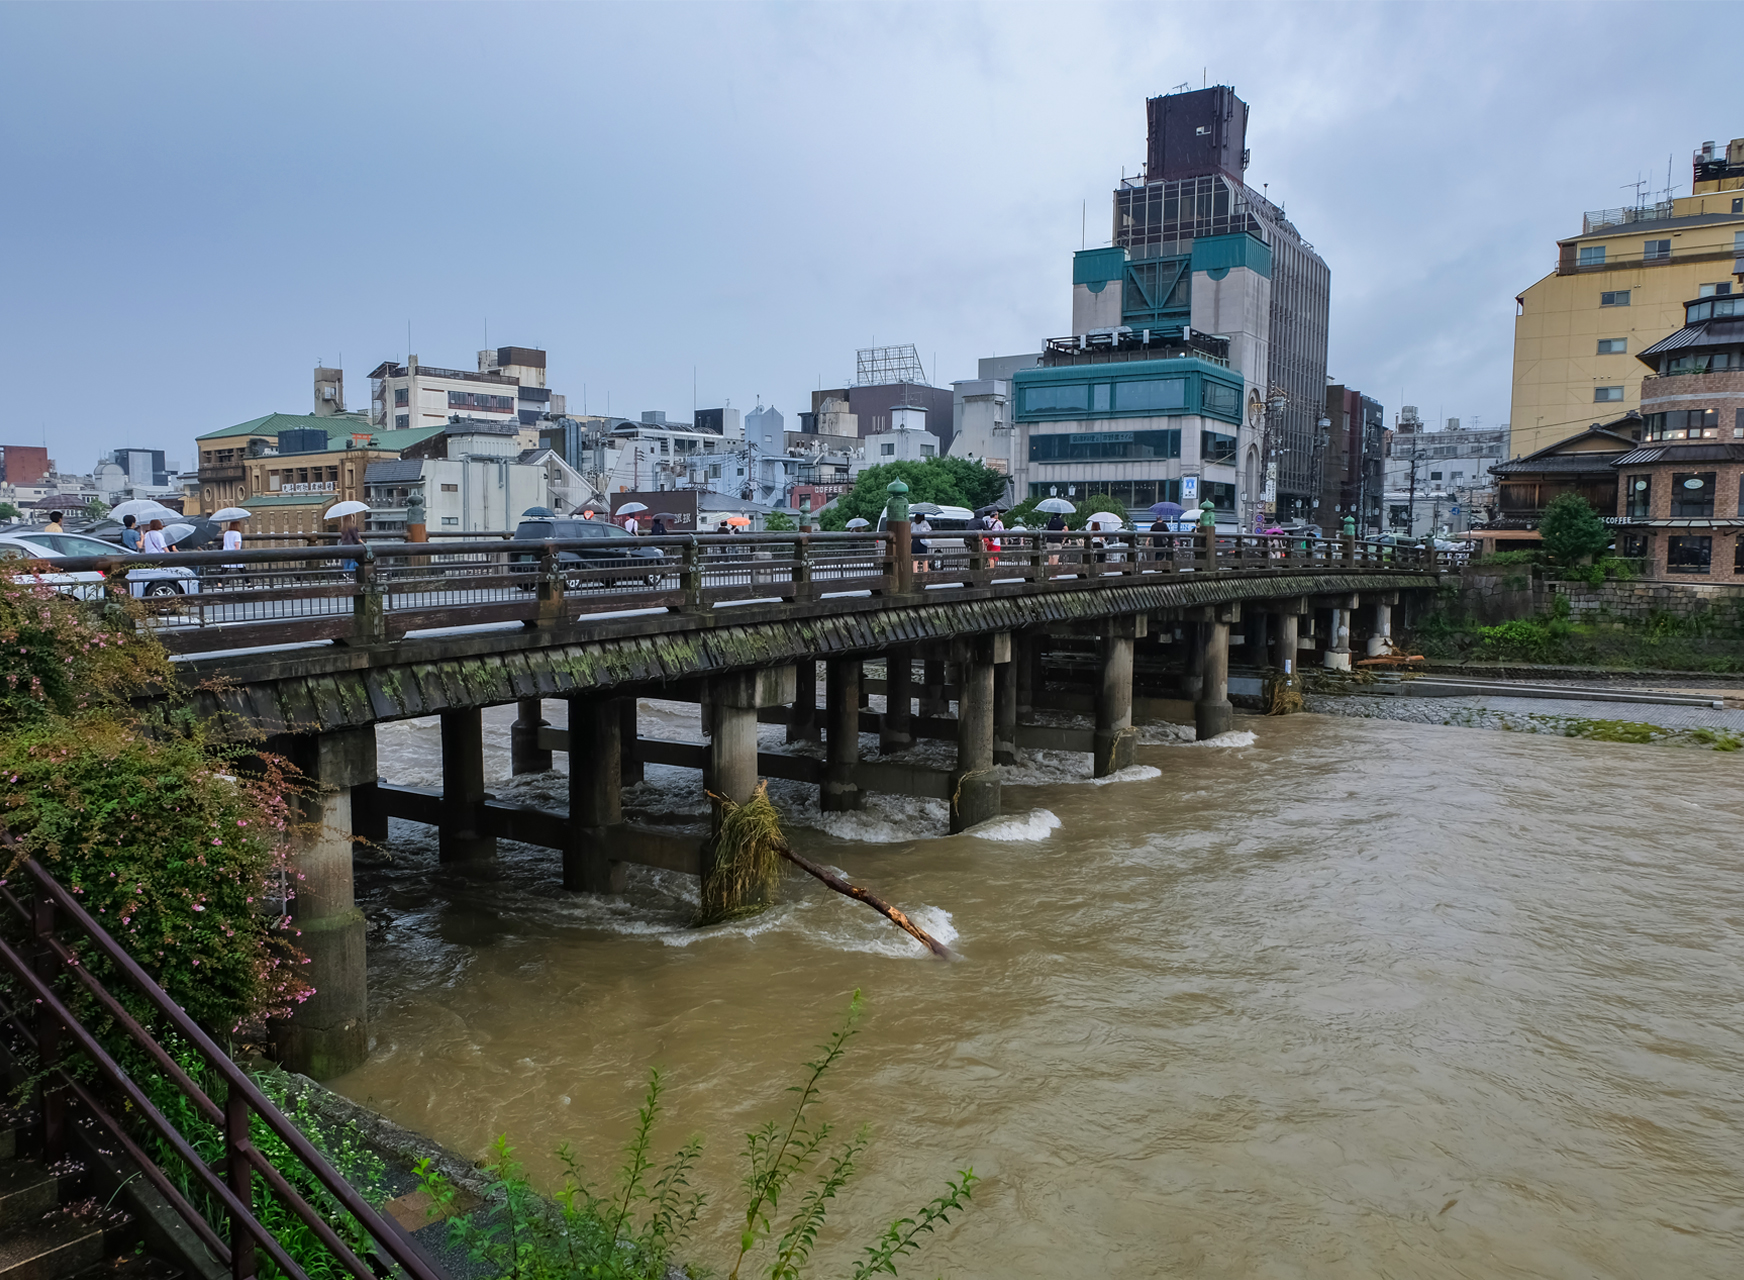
[651,513,684,524]
[1035,497,1075,514]
[721,515,750,527]
[1086,512,1124,530]
[972,504,1005,517]
[521,506,556,519]
[908,501,943,516]
[162,523,196,545]
[615,501,649,515]
[110,498,173,521]
[324,500,369,519]
[845,517,872,530]
[211,507,251,522]
[1149,501,1184,519]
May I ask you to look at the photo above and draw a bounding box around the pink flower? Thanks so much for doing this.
[192,904,205,912]
[211,838,222,846]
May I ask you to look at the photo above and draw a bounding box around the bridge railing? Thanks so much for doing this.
[32,530,1442,655]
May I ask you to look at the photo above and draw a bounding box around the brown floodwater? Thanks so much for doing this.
[336,700,1744,1278]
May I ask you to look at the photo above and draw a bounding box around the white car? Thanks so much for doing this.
[0,533,202,598]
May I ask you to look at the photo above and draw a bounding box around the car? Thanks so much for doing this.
[0,533,203,597]
[509,518,667,588]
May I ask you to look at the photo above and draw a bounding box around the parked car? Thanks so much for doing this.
[0,533,203,597]
[509,518,667,588]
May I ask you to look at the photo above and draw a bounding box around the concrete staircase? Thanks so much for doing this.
[0,1114,177,1280]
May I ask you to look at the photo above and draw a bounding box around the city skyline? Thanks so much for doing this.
[1,1,1738,465]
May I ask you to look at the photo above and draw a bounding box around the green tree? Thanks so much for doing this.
[0,502,19,520]
[818,458,1008,530]
[85,496,110,521]
[1537,492,1611,566]
[763,511,796,532]
[1004,489,1127,531]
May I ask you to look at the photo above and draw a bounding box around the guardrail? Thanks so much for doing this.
[0,856,446,1280]
[26,530,1452,656]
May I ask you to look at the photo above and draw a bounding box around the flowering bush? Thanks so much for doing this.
[0,575,309,1033]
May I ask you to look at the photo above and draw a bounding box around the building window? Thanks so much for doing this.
[1670,472,1717,518]
[446,391,516,412]
[1200,380,1241,418]
[1596,338,1627,354]
[1600,290,1630,307]
[1698,283,1734,298]
[1030,479,1182,508]
[441,517,460,526]
[1734,199,1744,215]
[880,443,895,456]
[1116,379,1187,412]
[394,414,409,429]
[1021,383,1091,414]
[1200,431,1238,464]
[1625,475,1651,519]
[1594,386,1624,402]
[1644,408,1720,439]
[1090,384,1112,413]
[1429,471,1443,481]
[1619,533,1647,559]
[394,388,409,407]
[1578,245,1606,266]
[1667,535,1711,574]
[440,483,459,492]
[1203,481,1237,512]
[1642,239,1670,262]
[920,444,936,457]
[1028,430,1181,462]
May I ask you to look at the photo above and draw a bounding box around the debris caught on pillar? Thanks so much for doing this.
[698,783,953,959]
[1262,672,1304,716]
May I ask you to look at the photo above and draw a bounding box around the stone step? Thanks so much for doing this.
[0,1218,108,1280]
[0,1165,61,1235]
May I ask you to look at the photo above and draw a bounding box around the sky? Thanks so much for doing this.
[2,0,1740,471]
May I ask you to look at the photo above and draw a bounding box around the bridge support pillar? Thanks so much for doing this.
[1015,633,1036,723]
[1271,603,1302,688]
[1182,621,1204,701]
[920,659,948,718]
[788,659,819,744]
[439,708,496,866]
[1245,610,1269,663]
[823,659,863,812]
[1094,617,1140,776]
[620,698,644,785]
[1324,595,1356,671]
[566,697,625,894]
[274,727,372,1081]
[347,725,387,847]
[994,646,1017,766]
[881,647,913,753]
[951,638,1001,831]
[1367,595,1395,657]
[1194,605,1236,740]
[511,698,552,776]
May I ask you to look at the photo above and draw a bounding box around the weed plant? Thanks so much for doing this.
[418,994,977,1280]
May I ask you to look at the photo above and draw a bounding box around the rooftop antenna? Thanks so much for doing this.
[1081,200,1086,250]
[1169,81,1190,94]
[1622,173,1647,207]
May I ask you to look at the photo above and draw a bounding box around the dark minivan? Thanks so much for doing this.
[511,518,668,588]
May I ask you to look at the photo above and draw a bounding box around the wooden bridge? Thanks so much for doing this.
[64,524,1447,1079]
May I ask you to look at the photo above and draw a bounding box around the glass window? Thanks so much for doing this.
[1642,239,1670,261]
[1091,384,1112,413]
[1028,430,1182,462]
[1200,431,1237,464]
[1204,481,1237,512]
[1625,475,1651,519]
[1201,380,1240,417]
[1594,386,1624,402]
[1596,338,1627,354]
[1670,472,1717,518]
[1114,379,1186,412]
[1698,283,1733,298]
[1578,245,1606,266]
[1600,290,1630,306]
[1021,383,1091,414]
[920,444,935,457]
[394,414,409,429]
[394,388,409,406]
[1667,536,1711,574]
[1429,471,1443,481]
[880,443,895,456]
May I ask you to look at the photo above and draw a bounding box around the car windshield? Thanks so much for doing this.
[47,534,116,555]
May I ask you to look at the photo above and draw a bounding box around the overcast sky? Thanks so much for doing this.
[2,1,1738,470]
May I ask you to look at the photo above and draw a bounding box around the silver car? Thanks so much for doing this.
[0,532,203,597]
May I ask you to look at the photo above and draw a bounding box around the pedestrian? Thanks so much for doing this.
[44,510,64,533]
[990,512,1005,563]
[1045,512,1066,566]
[142,519,170,553]
[119,514,142,551]
[1149,514,1172,565]
[650,517,668,537]
[222,520,245,578]
[911,515,932,574]
[339,518,363,573]
[622,513,640,536]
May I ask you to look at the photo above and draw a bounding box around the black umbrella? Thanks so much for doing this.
[973,504,1003,517]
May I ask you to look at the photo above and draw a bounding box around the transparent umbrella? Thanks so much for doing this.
[1035,497,1075,514]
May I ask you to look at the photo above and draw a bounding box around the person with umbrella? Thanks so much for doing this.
[141,518,171,553]
[324,499,370,572]
[650,515,668,537]
[911,512,932,574]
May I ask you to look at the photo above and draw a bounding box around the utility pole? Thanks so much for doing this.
[1405,450,1420,538]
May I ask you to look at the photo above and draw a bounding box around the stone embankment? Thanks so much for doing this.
[1456,567,1744,625]
[1304,689,1744,749]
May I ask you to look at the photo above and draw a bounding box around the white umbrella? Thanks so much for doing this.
[845,517,871,530]
[615,501,649,515]
[1086,511,1124,530]
[210,506,251,521]
[110,498,172,521]
[324,500,369,519]
[162,523,196,544]
[1035,497,1075,514]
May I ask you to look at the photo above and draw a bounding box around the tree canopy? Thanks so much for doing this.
[1537,492,1611,565]
[818,458,1009,529]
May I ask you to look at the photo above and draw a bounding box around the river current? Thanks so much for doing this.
[337,700,1744,1278]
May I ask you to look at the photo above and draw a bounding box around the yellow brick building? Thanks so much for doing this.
[1510,138,1744,459]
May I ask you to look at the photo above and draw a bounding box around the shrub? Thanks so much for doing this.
[1537,493,1611,565]
[818,460,1006,531]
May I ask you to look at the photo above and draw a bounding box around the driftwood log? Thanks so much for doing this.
[772,836,954,960]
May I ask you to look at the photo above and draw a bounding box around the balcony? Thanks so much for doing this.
[1555,243,1743,275]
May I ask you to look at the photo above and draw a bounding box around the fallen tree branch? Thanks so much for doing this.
[771,835,954,960]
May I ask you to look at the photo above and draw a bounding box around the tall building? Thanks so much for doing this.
[1320,387,1385,531]
[0,446,51,487]
[1112,85,1331,522]
[366,346,567,432]
[1001,85,1328,527]
[1509,135,1744,459]
[810,345,956,451]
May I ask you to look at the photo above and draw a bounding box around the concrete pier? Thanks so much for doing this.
[511,697,551,776]
[951,637,1001,831]
[920,658,949,718]
[881,647,914,754]
[274,728,373,1080]
[439,708,495,865]
[1094,618,1139,776]
[788,659,819,744]
[1324,594,1356,671]
[1194,606,1235,740]
[566,696,624,893]
[1367,595,1395,657]
[824,659,863,811]
[994,654,1017,766]
[621,698,644,784]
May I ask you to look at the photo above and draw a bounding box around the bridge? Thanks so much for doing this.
[63,522,1447,1078]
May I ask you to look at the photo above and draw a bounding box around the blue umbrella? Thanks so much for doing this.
[1149,501,1184,518]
